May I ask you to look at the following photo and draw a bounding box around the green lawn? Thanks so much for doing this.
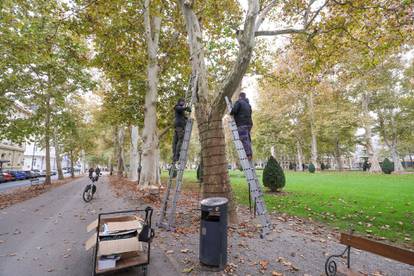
[172,170,414,245]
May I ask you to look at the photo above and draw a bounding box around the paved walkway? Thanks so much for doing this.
[0,175,179,276]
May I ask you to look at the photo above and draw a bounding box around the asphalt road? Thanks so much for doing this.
[0,175,179,276]
[0,173,74,192]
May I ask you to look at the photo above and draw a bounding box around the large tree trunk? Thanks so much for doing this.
[44,94,52,185]
[70,150,75,178]
[390,116,404,172]
[296,139,303,171]
[390,143,404,173]
[361,93,382,172]
[53,135,64,180]
[199,114,238,224]
[308,92,319,170]
[270,146,276,158]
[139,0,161,189]
[117,126,125,176]
[111,126,118,176]
[179,0,262,224]
[129,126,139,181]
[334,136,343,171]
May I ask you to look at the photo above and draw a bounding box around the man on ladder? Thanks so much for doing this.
[230,92,253,161]
[158,74,197,230]
[226,95,272,238]
[172,98,191,165]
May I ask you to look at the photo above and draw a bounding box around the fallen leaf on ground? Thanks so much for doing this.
[47,268,54,272]
[166,250,174,254]
[182,267,193,273]
[180,249,189,253]
[259,260,269,270]
[272,271,283,276]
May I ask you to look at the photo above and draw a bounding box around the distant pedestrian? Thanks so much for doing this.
[95,167,101,180]
[88,167,94,179]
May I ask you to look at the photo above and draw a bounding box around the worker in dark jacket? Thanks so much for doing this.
[230,92,253,160]
[172,98,191,162]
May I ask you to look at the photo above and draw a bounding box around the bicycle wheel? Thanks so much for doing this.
[83,185,93,202]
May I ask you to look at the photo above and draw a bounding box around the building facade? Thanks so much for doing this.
[0,140,25,170]
[0,103,28,170]
[23,141,57,171]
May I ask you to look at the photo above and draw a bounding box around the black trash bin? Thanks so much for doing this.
[199,197,228,269]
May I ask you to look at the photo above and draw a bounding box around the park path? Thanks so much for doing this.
[0,175,179,276]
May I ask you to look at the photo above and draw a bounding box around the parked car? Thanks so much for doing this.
[0,173,4,183]
[33,169,46,177]
[23,170,36,179]
[31,170,41,178]
[2,172,14,182]
[51,170,57,176]
[8,170,27,181]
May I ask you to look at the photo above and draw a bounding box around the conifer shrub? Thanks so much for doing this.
[308,163,316,173]
[381,158,394,174]
[263,156,286,192]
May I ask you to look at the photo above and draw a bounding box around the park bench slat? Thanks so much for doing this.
[337,267,362,276]
[340,233,414,265]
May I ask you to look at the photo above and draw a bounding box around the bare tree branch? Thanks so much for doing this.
[255,0,329,37]
[210,0,260,117]
[255,28,307,36]
[143,0,153,47]
[255,0,277,32]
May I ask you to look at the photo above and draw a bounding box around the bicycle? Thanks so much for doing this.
[83,175,98,202]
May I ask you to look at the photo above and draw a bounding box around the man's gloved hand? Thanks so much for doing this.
[185,107,192,112]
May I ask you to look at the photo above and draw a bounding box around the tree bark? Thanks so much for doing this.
[308,92,319,170]
[117,126,125,176]
[139,0,162,189]
[361,93,382,172]
[270,146,275,158]
[111,126,118,176]
[199,114,238,224]
[334,136,343,171]
[178,0,259,224]
[389,115,404,172]
[44,93,52,185]
[389,142,404,172]
[129,126,139,181]
[296,139,303,171]
[53,134,64,180]
[70,150,75,178]
[178,0,324,223]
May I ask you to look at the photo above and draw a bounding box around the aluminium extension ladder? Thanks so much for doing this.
[157,73,198,230]
[225,96,272,238]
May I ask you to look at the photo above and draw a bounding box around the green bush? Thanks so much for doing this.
[308,163,316,173]
[381,158,394,174]
[262,156,286,192]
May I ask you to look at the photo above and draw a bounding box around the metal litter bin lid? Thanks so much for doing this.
[200,197,228,207]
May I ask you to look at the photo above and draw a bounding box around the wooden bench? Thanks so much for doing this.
[325,232,414,276]
[30,178,41,185]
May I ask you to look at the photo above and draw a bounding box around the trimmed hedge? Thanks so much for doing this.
[381,158,394,174]
[308,163,316,173]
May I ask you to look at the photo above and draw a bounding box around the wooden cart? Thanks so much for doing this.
[92,207,155,276]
